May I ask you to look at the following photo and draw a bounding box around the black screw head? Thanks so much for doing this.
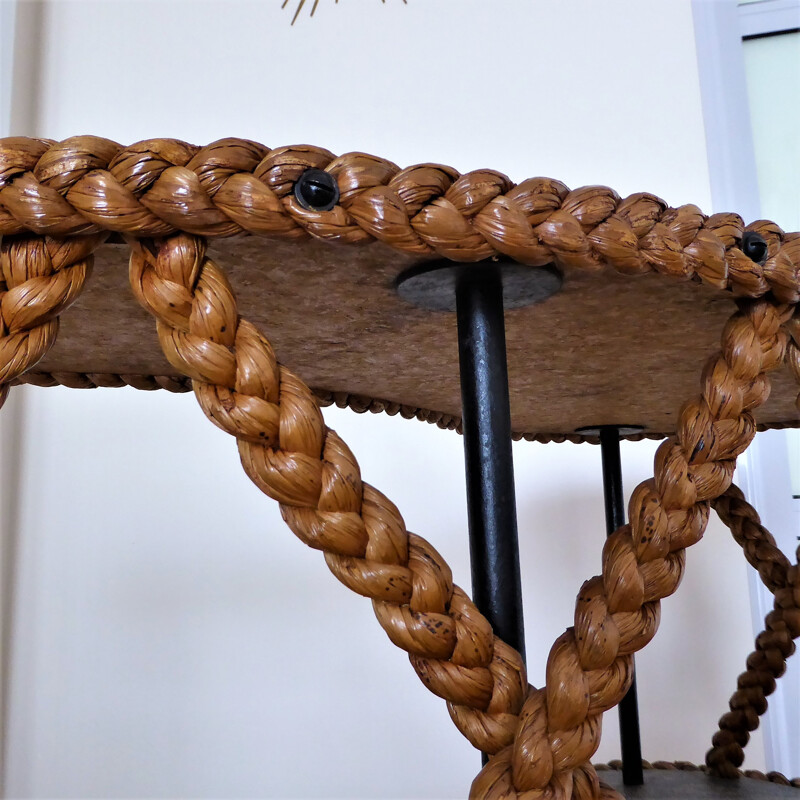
[294,168,339,212]
[742,231,769,265]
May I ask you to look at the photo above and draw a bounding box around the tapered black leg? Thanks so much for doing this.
[396,259,562,767]
[599,426,644,786]
[456,266,526,765]
[456,267,526,665]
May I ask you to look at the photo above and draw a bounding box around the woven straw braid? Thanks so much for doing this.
[11,369,193,393]
[128,233,529,758]
[706,485,800,778]
[2,136,800,300]
[0,233,104,409]
[714,484,793,595]
[785,319,800,402]
[126,232,791,799]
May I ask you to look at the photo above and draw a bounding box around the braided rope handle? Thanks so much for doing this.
[126,232,792,799]
[706,485,800,777]
[0,233,104,408]
[2,136,800,300]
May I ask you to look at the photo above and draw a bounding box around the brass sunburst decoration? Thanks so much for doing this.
[283,0,407,25]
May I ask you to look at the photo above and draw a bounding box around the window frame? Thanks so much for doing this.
[692,0,800,777]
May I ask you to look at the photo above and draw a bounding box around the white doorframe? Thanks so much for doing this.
[692,0,761,219]
[1,3,42,795]
[0,4,19,794]
[739,0,800,38]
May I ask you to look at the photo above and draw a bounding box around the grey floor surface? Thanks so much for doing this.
[599,770,799,798]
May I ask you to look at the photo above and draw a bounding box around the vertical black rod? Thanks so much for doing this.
[599,426,644,786]
[456,267,526,664]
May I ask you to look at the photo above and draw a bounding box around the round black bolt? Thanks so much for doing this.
[294,168,339,212]
[742,231,769,265]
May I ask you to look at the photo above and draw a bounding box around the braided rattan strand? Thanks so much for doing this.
[470,298,790,798]
[785,325,800,406]
[0,234,104,408]
[706,486,800,778]
[129,233,790,799]
[128,233,528,758]
[2,136,800,300]
[709,577,800,778]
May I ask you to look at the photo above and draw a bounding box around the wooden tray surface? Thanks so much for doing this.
[35,236,800,438]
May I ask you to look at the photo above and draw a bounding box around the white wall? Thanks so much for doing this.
[1,1,771,798]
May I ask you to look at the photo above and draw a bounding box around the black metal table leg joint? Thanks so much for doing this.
[599,426,644,786]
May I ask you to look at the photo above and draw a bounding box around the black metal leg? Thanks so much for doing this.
[456,266,526,662]
[395,257,560,766]
[456,266,526,765]
[599,426,644,786]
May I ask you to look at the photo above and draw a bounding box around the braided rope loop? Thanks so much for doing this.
[0,233,104,408]
[128,233,529,757]
[470,297,792,799]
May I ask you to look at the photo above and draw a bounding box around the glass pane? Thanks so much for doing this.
[743,32,800,231]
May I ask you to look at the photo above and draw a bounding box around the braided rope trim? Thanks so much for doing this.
[1,136,800,301]
[706,485,800,778]
[11,369,800,445]
[596,760,800,789]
